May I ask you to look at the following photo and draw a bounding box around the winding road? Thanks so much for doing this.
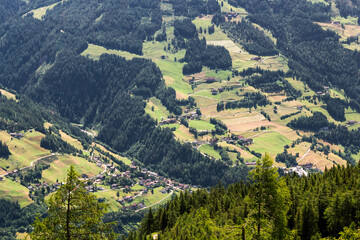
[0,153,58,178]
[135,190,174,212]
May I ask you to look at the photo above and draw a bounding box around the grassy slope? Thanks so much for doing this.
[199,144,221,159]
[41,155,102,183]
[0,131,50,172]
[0,178,33,207]
[188,120,215,131]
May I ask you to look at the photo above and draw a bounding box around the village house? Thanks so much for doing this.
[159,118,177,125]
[210,88,218,95]
[222,136,235,144]
[10,133,24,139]
[347,120,357,125]
[123,195,133,202]
[96,174,105,180]
[245,161,257,166]
[206,77,217,83]
[251,56,261,61]
[209,138,219,145]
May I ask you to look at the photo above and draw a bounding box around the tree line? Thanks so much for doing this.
[127,155,360,239]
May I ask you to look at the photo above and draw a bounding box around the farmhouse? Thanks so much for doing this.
[238,136,253,145]
[123,196,133,202]
[245,161,257,166]
[159,118,177,125]
[251,57,261,61]
[206,77,217,83]
[226,12,238,18]
[209,138,219,145]
[211,88,218,95]
[96,174,105,180]
[10,133,24,139]
[222,136,235,144]
[347,120,357,125]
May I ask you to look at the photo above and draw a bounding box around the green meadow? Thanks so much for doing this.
[0,178,33,207]
[189,120,216,131]
[41,155,102,184]
[249,132,292,157]
[199,144,221,159]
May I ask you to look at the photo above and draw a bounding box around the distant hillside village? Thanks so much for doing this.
[2,150,195,212]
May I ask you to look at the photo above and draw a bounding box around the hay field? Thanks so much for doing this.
[42,155,102,183]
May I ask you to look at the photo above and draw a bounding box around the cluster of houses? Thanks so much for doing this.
[159,118,177,125]
[226,12,238,19]
[316,86,330,95]
[189,77,217,85]
[220,135,253,145]
[182,111,200,120]
[210,87,225,95]
[28,181,62,198]
[158,111,201,125]
[281,166,309,177]
[347,120,358,125]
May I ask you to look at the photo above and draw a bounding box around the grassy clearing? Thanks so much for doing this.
[81,44,141,60]
[0,131,50,172]
[16,232,28,240]
[173,125,197,142]
[331,16,358,25]
[0,89,16,101]
[26,1,62,20]
[0,178,33,207]
[219,0,248,16]
[249,132,292,157]
[218,142,258,162]
[205,69,233,80]
[155,59,193,96]
[145,97,170,121]
[93,190,123,212]
[188,120,215,131]
[193,18,229,41]
[199,144,221,159]
[42,155,102,184]
[130,187,171,207]
[59,130,84,151]
[92,143,132,166]
[345,108,360,122]
[232,54,289,72]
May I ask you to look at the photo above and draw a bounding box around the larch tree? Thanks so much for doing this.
[30,166,117,240]
[246,153,290,239]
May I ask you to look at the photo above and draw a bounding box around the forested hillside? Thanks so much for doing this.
[129,155,360,239]
[3,0,360,238]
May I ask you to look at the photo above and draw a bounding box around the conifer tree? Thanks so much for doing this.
[30,166,117,240]
[246,153,290,239]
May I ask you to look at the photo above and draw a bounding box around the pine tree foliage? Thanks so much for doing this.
[30,166,117,240]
